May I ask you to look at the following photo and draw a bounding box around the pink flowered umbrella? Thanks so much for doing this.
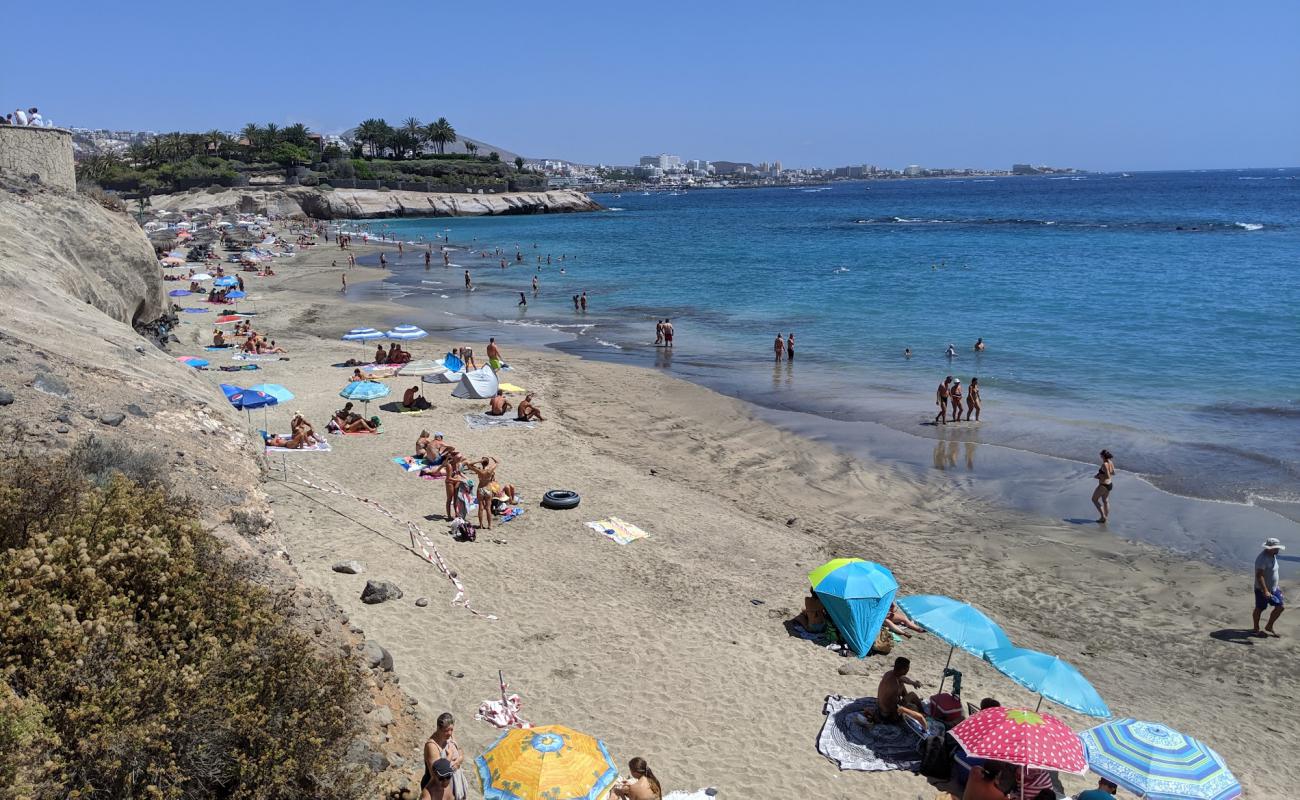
[949,707,1087,774]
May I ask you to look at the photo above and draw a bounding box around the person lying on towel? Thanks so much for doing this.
[264,430,308,449]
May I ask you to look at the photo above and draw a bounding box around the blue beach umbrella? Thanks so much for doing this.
[225,290,247,299]
[895,594,1012,692]
[385,324,428,340]
[808,559,898,658]
[340,379,389,414]
[168,289,191,297]
[984,645,1111,718]
[213,276,239,288]
[1082,719,1241,800]
[220,383,278,426]
[247,383,294,403]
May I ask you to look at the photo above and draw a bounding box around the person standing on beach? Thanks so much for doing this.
[774,333,784,362]
[421,713,468,800]
[949,378,964,420]
[1253,538,1286,637]
[935,376,951,424]
[1092,449,1115,523]
[786,332,795,361]
[966,377,982,421]
[340,274,347,293]
[663,319,674,348]
[486,337,504,371]
[464,270,472,290]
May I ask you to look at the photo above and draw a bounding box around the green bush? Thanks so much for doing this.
[0,453,371,800]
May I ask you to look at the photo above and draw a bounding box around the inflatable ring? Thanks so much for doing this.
[540,489,581,510]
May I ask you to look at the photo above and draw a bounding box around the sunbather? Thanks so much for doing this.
[793,589,828,633]
[415,430,439,460]
[212,330,227,347]
[333,402,355,427]
[351,368,365,382]
[516,394,545,422]
[342,414,381,433]
[486,390,512,417]
[884,602,926,638]
[402,385,431,410]
[611,757,662,800]
[374,344,388,364]
[264,430,307,449]
[290,413,319,443]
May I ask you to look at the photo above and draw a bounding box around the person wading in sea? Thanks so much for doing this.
[774,333,785,362]
[935,376,951,424]
[1092,449,1115,523]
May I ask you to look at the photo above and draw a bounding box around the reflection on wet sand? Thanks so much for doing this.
[933,430,981,471]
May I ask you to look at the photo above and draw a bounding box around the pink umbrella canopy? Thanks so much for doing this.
[949,707,1087,774]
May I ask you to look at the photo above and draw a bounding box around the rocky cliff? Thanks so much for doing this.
[147,185,603,219]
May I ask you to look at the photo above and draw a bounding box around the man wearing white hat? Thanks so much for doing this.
[1253,537,1286,637]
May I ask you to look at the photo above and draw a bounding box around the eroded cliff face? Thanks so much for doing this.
[146,185,604,219]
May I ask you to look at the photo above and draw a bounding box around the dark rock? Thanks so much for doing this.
[332,560,366,575]
[446,670,464,679]
[81,410,97,420]
[0,390,14,406]
[32,373,71,398]
[56,412,71,423]
[99,412,126,427]
[414,597,429,608]
[365,752,386,773]
[361,640,394,671]
[125,403,148,417]
[361,580,402,604]
[56,425,70,434]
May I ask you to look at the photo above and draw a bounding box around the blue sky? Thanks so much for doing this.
[6,1,1297,170]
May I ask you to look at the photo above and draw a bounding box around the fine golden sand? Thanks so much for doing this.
[171,231,1296,798]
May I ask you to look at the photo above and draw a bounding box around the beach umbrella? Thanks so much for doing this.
[191,272,214,281]
[895,594,1011,692]
[213,276,239,288]
[808,558,898,659]
[168,289,191,297]
[225,290,247,299]
[951,707,1087,775]
[475,725,618,800]
[340,380,389,414]
[398,359,445,376]
[215,314,242,324]
[984,645,1111,718]
[247,383,295,403]
[176,356,208,368]
[1081,719,1240,800]
[220,383,278,426]
[385,324,429,340]
[342,327,385,343]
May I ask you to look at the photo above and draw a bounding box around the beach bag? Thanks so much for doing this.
[918,731,953,780]
[870,626,893,655]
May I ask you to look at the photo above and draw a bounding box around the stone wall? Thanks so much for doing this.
[0,126,76,190]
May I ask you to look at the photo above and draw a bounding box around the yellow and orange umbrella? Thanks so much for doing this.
[475,724,619,800]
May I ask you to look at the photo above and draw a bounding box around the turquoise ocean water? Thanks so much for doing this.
[345,169,1300,561]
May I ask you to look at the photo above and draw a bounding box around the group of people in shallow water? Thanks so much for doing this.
[934,375,982,424]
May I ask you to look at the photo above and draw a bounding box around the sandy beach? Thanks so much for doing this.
[169,230,1296,798]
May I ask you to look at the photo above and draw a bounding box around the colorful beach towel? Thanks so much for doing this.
[816,695,943,772]
[498,382,526,394]
[584,517,649,545]
[232,354,282,362]
[499,507,524,523]
[182,307,210,313]
[465,413,536,431]
[392,456,430,473]
[264,437,332,453]
[205,345,235,351]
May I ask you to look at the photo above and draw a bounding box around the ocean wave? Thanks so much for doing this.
[499,319,596,334]
[1194,402,1300,420]
[606,207,626,212]
[594,338,623,349]
[850,216,1274,232]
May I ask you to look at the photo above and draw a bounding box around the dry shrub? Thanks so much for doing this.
[0,454,371,800]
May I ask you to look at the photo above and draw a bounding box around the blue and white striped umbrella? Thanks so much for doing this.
[385,324,428,340]
[1082,719,1240,800]
[339,380,390,401]
[342,327,385,342]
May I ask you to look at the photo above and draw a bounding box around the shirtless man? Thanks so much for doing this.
[663,319,674,348]
[774,333,785,362]
[420,757,455,800]
[464,270,472,290]
[516,394,544,422]
[486,390,512,416]
[402,385,430,410]
[374,344,387,365]
[935,376,952,424]
[424,251,432,269]
[870,656,927,729]
[786,332,795,361]
[579,291,588,312]
[974,337,986,352]
[486,337,504,371]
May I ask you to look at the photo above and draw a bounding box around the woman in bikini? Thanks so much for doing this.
[1092,449,1115,523]
[966,377,982,421]
[421,713,467,800]
[949,378,964,422]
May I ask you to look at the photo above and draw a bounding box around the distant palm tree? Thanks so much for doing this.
[514,156,525,170]
[425,117,457,155]
[281,123,311,147]
[356,119,394,158]
[464,141,478,156]
[240,123,262,154]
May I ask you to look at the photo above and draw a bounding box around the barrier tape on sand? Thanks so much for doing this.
[290,464,498,620]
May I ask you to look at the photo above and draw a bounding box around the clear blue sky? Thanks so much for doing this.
[7,1,1297,170]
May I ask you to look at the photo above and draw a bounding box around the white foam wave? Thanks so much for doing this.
[595,338,623,349]
[1234,222,1264,231]
[606,207,626,212]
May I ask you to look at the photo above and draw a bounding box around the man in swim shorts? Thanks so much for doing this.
[1253,537,1286,637]
[486,337,504,371]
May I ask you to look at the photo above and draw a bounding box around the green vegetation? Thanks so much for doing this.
[0,445,371,800]
[76,116,543,196]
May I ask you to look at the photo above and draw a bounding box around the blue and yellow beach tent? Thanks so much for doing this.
[808,558,898,658]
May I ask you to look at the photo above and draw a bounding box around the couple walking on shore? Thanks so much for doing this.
[933,375,980,424]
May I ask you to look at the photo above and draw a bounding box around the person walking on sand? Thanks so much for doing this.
[935,376,952,424]
[786,332,795,361]
[1092,449,1115,523]
[486,337,504,371]
[340,274,347,293]
[1253,538,1286,637]
[774,333,784,362]
[966,377,982,421]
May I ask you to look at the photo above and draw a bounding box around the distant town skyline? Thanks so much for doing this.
[8,1,1298,171]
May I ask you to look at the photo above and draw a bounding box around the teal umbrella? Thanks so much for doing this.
[808,559,898,658]
[340,380,389,414]
[984,645,1110,718]
[895,595,1012,692]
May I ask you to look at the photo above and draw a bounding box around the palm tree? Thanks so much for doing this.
[356,119,394,158]
[281,123,311,147]
[514,156,525,170]
[240,123,263,155]
[464,141,478,156]
[425,117,457,155]
[392,130,420,160]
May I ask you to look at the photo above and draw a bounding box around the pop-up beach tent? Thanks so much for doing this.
[809,559,899,658]
[451,366,499,399]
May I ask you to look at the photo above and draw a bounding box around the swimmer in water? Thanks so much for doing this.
[946,343,957,358]
[974,337,986,352]
[904,347,912,359]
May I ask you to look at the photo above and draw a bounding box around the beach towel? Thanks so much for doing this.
[265,438,332,453]
[218,364,260,372]
[475,694,531,730]
[498,382,526,394]
[816,695,943,772]
[205,345,235,351]
[465,413,536,431]
[182,307,210,313]
[232,354,282,362]
[584,517,649,545]
[392,456,430,473]
[499,507,524,523]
